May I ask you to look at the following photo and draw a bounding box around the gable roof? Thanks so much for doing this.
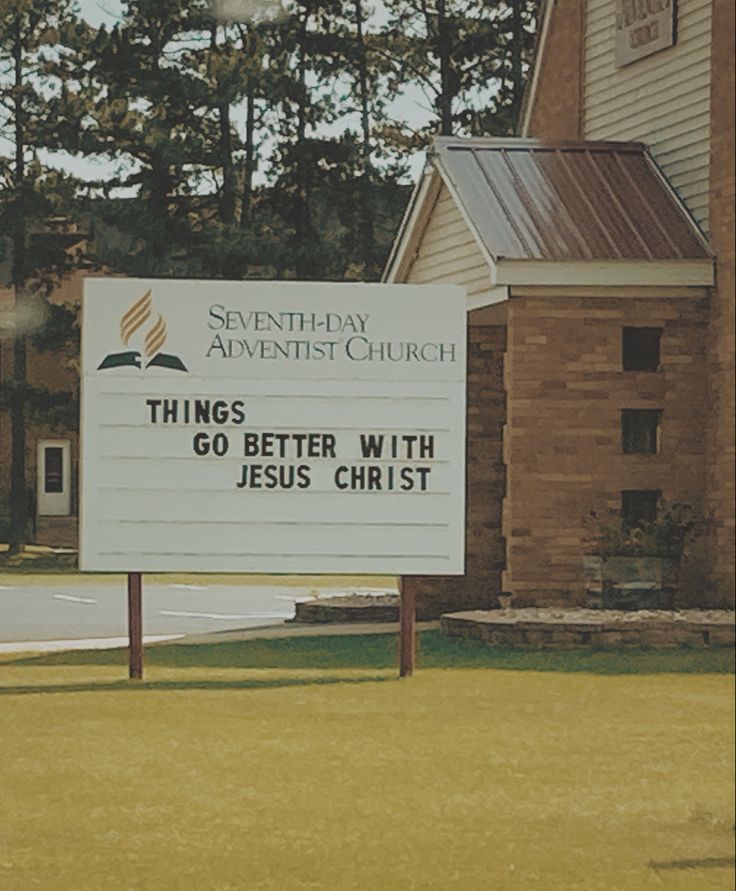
[385,137,713,291]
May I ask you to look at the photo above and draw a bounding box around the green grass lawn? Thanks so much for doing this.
[1,633,734,891]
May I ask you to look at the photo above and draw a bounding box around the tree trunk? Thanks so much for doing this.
[294,10,312,278]
[213,25,236,225]
[240,80,256,228]
[9,16,27,555]
[146,23,171,239]
[354,0,375,275]
[509,0,523,131]
[219,100,236,223]
[436,0,453,135]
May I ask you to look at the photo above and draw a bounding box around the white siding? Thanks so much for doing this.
[584,0,712,232]
[406,185,492,299]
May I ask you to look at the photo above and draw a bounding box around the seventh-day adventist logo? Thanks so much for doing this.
[97,290,188,372]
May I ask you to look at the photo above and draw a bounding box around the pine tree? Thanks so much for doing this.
[0,0,86,552]
[331,0,404,279]
[379,0,537,139]
[75,0,216,270]
[182,10,285,278]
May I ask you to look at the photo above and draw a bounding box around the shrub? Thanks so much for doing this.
[582,501,700,559]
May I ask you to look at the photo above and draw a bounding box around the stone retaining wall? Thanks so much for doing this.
[293,597,400,624]
[441,609,735,649]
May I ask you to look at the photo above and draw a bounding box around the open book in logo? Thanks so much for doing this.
[97,290,188,372]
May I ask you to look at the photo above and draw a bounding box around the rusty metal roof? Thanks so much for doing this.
[432,137,712,262]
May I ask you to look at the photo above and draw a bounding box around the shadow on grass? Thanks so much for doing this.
[0,673,394,697]
[4,631,734,675]
[649,856,736,872]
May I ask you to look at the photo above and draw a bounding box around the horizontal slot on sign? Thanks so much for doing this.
[88,521,453,558]
[97,486,453,496]
[96,424,453,433]
[97,455,451,464]
[106,519,450,528]
[86,378,465,394]
[92,494,453,526]
[85,517,456,555]
[98,551,451,560]
[94,391,450,403]
[82,559,462,575]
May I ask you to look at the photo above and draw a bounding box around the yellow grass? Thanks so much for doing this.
[0,643,733,890]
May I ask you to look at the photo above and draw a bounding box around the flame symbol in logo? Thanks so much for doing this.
[98,290,187,372]
[120,289,152,346]
[145,314,167,359]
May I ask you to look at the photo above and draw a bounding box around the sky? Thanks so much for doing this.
[79,0,123,26]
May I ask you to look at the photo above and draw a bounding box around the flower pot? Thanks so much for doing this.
[597,556,679,609]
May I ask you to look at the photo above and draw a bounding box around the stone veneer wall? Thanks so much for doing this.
[404,324,506,619]
[706,0,735,605]
[502,294,709,607]
[441,611,736,649]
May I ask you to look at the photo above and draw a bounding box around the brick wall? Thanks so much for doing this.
[0,310,79,547]
[405,324,507,618]
[706,0,735,605]
[525,0,583,139]
[503,294,709,606]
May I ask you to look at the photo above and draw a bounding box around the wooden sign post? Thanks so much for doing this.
[399,577,416,677]
[127,572,144,680]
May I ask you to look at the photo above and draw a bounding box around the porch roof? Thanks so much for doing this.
[432,137,712,263]
[384,137,714,293]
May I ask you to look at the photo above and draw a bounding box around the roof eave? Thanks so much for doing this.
[382,164,438,283]
[496,259,715,288]
[642,151,715,260]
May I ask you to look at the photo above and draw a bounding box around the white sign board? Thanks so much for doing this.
[80,279,466,574]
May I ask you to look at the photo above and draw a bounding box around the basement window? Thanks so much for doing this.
[622,327,661,371]
[621,409,661,454]
[621,490,659,526]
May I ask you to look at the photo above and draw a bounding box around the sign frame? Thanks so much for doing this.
[80,278,468,578]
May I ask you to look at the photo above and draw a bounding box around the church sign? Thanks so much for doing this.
[80,278,466,575]
[616,0,676,68]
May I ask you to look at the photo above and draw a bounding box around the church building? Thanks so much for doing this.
[385,0,734,611]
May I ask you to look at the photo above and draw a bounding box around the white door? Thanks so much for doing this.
[37,440,72,516]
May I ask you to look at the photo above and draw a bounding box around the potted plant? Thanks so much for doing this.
[581,501,700,609]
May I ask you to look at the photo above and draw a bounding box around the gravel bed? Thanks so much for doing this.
[312,594,399,607]
[456,608,735,625]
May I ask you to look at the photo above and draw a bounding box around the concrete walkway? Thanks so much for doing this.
[0,620,440,654]
[0,634,184,654]
[163,619,440,645]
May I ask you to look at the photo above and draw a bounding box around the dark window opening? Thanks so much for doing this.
[622,409,661,454]
[621,490,659,526]
[44,447,64,494]
[623,327,661,371]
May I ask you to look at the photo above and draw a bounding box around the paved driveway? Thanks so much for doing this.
[0,580,395,649]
